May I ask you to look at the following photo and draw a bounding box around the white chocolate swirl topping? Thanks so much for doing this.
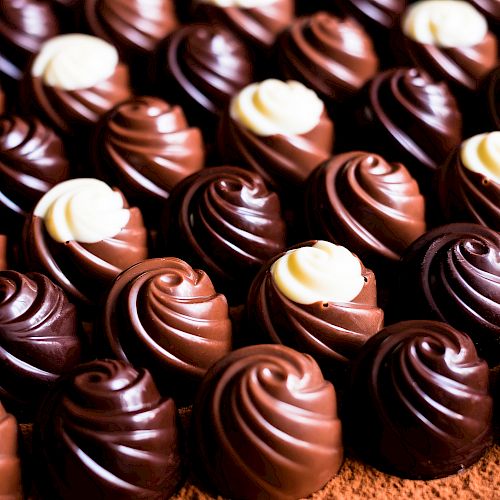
[34,178,130,243]
[197,0,275,7]
[461,132,500,183]
[402,0,488,48]
[230,79,324,136]
[32,34,119,90]
[271,241,365,305]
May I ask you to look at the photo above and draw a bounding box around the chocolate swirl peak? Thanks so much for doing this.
[192,344,343,499]
[345,320,493,478]
[160,166,286,302]
[247,240,384,369]
[35,359,183,500]
[0,403,22,499]
[305,151,426,270]
[102,258,232,397]
[399,223,500,365]
[0,271,81,408]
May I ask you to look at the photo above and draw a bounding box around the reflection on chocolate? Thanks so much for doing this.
[0,236,7,270]
[35,359,183,500]
[345,320,493,479]
[400,224,500,365]
[482,66,500,129]
[0,403,22,499]
[102,257,232,397]
[0,87,4,113]
[0,271,81,409]
[0,115,69,234]
[192,344,343,500]
[159,166,286,302]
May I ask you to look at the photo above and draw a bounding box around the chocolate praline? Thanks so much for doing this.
[344,320,493,479]
[192,344,343,500]
[0,402,22,499]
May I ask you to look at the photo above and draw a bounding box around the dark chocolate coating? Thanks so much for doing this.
[192,344,343,500]
[35,359,183,500]
[399,224,500,365]
[159,166,286,303]
[0,271,81,409]
[276,12,379,104]
[247,241,384,370]
[305,152,426,271]
[345,320,493,479]
[0,115,69,234]
[102,257,232,397]
[482,65,500,130]
[0,403,22,499]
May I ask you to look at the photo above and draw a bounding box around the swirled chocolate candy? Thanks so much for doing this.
[0,271,81,409]
[219,79,334,191]
[0,403,22,499]
[305,152,426,272]
[23,178,148,308]
[247,241,384,370]
[482,66,500,130]
[94,96,204,221]
[276,12,378,105]
[192,344,343,500]
[345,320,493,478]
[438,132,500,231]
[0,115,69,234]
[34,359,183,500]
[102,257,232,397]
[160,166,286,303]
[399,224,500,365]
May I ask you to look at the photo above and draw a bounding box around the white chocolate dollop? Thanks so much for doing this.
[230,79,324,136]
[34,178,130,243]
[271,241,365,305]
[197,0,275,7]
[32,34,119,90]
[460,132,500,183]
[402,0,488,48]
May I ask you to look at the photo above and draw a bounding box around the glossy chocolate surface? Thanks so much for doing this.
[399,223,500,365]
[0,271,81,408]
[0,235,7,270]
[35,359,183,500]
[102,257,232,397]
[0,403,22,499]
[345,320,493,478]
[192,344,343,500]
[482,66,500,129]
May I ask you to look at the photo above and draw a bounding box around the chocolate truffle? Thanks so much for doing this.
[0,115,69,235]
[159,166,286,303]
[399,223,500,365]
[345,320,493,479]
[0,403,22,499]
[276,12,378,105]
[102,257,232,397]
[247,241,384,370]
[0,271,81,409]
[34,359,183,500]
[192,344,343,500]
[22,178,148,308]
[438,132,500,231]
[219,79,334,191]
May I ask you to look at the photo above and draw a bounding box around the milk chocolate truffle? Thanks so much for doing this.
[192,344,343,500]
[399,224,500,365]
[102,257,232,397]
[23,178,148,308]
[35,359,183,500]
[438,132,500,231]
[0,271,81,409]
[24,34,132,136]
[160,166,286,303]
[247,241,384,370]
[0,115,69,235]
[276,12,379,105]
[219,79,334,191]
[0,403,22,500]
[345,320,493,479]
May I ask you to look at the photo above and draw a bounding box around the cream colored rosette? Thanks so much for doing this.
[460,132,500,183]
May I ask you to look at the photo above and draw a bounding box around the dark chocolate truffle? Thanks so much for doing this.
[34,359,183,500]
[399,223,500,365]
[192,344,343,500]
[345,320,493,479]
[102,257,232,397]
[0,402,22,499]
[159,166,286,303]
[0,271,81,409]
